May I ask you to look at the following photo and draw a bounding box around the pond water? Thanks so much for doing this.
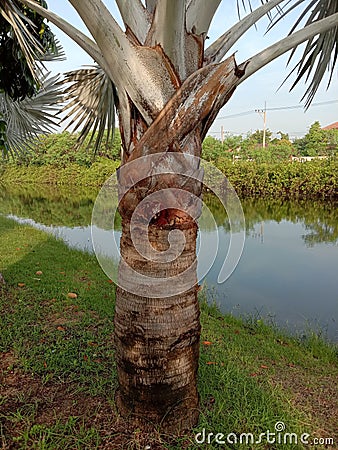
[1,183,337,341]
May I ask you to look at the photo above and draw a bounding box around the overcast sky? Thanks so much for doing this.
[46,1,337,139]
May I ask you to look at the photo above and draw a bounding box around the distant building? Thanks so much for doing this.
[322,122,338,130]
[290,155,328,162]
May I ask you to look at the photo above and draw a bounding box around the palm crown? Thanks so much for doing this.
[0,0,337,159]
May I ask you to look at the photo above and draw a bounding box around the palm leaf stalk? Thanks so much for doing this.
[42,0,338,153]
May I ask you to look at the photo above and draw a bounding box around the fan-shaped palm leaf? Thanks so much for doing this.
[270,0,338,107]
[61,66,117,155]
[0,73,63,158]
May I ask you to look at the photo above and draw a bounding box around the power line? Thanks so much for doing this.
[266,99,338,111]
[217,110,254,120]
[216,99,338,120]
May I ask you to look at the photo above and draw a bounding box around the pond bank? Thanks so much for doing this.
[1,182,337,342]
[0,215,337,448]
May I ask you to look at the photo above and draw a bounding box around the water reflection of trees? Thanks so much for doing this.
[0,183,121,230]
[1,184,337,246]
[202,194,338,246]
[0,184,98,227]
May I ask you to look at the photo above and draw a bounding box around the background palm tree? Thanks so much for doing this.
[1,0,337,433]
[0,0,64,157]
[0,0,64,99]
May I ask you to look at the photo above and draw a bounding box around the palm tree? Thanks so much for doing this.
[2,0,337,433]
[0,0,64,99]
[0,0,64,156]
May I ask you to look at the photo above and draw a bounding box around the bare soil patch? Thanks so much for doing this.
[0,352,188,449]
[271,364,338,444]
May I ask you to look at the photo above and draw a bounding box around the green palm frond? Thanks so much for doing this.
[61,66,117,155]
[0,73,63,158]
[0,0,65,99]
[272,0,338,107]
[0,0,44,81]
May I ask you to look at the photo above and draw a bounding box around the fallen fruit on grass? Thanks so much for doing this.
[203,341,213,346]
[67,292,78,299]
[36,271,43,276]
[18,283,25,287]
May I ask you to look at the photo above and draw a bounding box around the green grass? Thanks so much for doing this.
[0,215,337,449]
[0,216,116,391]
[197,301,337,449]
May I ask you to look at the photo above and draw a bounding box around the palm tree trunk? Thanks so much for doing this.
[114,218,201,432]
[114,126,203,431]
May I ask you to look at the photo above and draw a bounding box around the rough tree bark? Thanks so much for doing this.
[114,127,203,430]
[114,221,201,431]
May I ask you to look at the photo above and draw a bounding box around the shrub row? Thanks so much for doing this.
[1,158,120,186]
[15,131,121,167]
[216,157,338,198]
[2,157,337,199]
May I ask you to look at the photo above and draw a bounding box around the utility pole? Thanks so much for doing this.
[255,102,267,148]
[221,125,224,144]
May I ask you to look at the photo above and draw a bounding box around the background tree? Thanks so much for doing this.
[1,0,338,434]
[202,134,243,162]
[293,120,338,157]
[223,134,243,153]
[240,128,272,161]
[275,131,290,141]
[269,132,294,161]
[246,128,273,148]
[325,128,338,156]
[304,121,327,156]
